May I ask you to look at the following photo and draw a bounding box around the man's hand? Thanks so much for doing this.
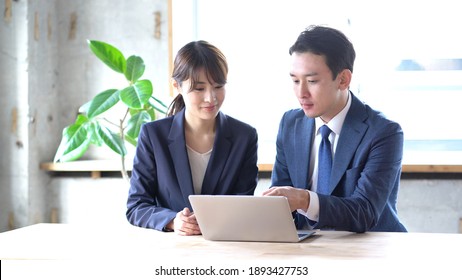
[262,186,310,212]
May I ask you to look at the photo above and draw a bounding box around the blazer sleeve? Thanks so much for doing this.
[126,123,177,231]
[315,120,405,232]
[271,111,293,186]
[230,126,259,195]
[271,109,311,188]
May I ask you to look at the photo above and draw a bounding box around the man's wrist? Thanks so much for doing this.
[303,189,310,211]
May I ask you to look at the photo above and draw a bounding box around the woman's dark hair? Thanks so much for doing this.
[167,40,228,116]
[289,25,356,80]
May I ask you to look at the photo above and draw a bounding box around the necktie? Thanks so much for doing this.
[317,125,332,195]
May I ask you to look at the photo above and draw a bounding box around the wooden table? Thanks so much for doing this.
[1,223,461,279]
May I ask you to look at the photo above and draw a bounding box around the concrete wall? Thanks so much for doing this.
[256,176,462,234]
[0,0,49,231]
[398,177,462,233]
[44,175,462,234]
[0,0,170,232]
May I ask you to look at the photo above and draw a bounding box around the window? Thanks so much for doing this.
[172,0,462,165]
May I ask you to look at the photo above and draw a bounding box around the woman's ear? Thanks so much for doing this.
[171,79,182,97]
[338,69,352,90]
[172,79,180,92]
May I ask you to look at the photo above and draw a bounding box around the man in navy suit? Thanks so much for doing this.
[127,41,258,234]
[263,25,407,232]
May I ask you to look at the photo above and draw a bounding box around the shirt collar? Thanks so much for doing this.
[315,91,352,136]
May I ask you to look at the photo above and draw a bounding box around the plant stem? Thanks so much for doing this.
[120,109,130,181]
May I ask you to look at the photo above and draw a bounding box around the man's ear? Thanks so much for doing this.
[338,69,352,90]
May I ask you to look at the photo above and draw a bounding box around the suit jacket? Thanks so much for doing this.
[272,93,407,232]
[127,109,258,231]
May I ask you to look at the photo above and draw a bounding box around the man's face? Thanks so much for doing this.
[289,52,347,122]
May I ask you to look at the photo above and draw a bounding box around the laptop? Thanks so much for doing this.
[188,195,315,242]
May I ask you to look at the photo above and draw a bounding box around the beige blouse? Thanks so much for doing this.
[186,145,212,194]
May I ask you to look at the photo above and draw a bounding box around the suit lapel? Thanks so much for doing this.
[329,95,368,192]
[201,112,230,194]
[168,109,195,200]
[295,115,315,189]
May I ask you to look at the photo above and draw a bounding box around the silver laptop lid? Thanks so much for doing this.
[189,195,314,242]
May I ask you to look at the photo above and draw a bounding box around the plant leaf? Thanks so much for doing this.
[79,100,91,114]
[145,107,157,121]
[119,80,153,109]
[88,122,103,146]
[124,134,137,147]
[125,55,145,83]
[94,123,127,156]
[87,40,126,73]
[84,89,120,118]
[148,99,167,115]
[53,116,91,162]
[126,111,151,140]
[73,114,89,125]
[150,95,168,109]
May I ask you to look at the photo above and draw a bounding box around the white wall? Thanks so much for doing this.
[172,0,462,165]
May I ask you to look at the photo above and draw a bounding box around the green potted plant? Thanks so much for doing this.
[53,40,168,180]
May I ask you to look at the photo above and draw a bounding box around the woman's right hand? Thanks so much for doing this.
[172,207,201,236]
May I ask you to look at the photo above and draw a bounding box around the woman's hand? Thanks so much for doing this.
[172,207,201,236]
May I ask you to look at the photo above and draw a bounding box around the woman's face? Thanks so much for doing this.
[178,69,225,122]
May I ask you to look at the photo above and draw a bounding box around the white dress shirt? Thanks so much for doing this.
[298,92,352,221]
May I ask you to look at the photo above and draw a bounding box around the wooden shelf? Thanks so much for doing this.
[402,164,462,173]
[40,160,131,172]
[40,160,273,176]
[402,150,462,173]
[40,151,462,177]
[40,160,132,178]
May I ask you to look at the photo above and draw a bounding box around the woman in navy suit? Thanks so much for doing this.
[126,41,258,235]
